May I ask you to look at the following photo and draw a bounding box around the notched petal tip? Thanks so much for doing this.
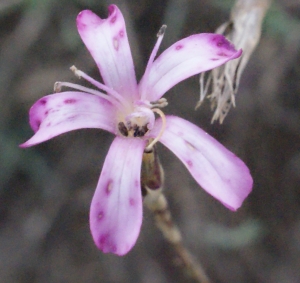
[76,5,138,100]
[108,4,117,16]
[76,9,103,30]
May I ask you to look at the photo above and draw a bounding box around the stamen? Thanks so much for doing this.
[70,66,131,109]
[53,81,121,108]
[140,25,167,100]
[145,108,166,152]
[150,98,168,108]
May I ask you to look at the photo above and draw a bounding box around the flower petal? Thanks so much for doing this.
[90,137,146,255]
[20,91,117,147]
[139,34,242,101]
[77,5,138,100]
[150,116,252,210]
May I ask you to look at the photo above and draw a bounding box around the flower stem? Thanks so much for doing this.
[142,147,210,283]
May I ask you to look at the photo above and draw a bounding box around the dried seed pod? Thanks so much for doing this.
[197,0,271,123]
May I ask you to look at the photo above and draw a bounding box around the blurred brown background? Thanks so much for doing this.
[1,0,300,282]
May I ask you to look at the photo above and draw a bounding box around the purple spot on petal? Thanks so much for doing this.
[211,35,235,52]
[97,211,104,220]
[64,98,77,104]
[134,180,139,187]
[39,99,47,105]
[99,234,108,245]
[211,58,220,61]
[105,180,113,195]
[110,15,116,23]
[129,198,135,206]
[98,233,116,253]
[44,110,49,115]
[187,160,193,167]
[175,44,183,50]
[35,120,41,129]
[46,122,51,127]
[217,52,227,57]
[108,5,116,18]
[119,30,124,37]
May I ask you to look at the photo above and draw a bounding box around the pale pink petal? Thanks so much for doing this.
[149,116,252,210]
[20,92,117,147]
[90,137,146,255]
[77,5,138,100]
[139,34,242,101]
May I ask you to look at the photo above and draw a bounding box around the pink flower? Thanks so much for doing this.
[21,5,252,255]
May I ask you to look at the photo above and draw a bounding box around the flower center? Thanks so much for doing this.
[118,106,155,137]
[117,102,167,153]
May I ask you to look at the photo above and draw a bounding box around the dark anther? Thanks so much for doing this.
[118,122,128,136]
[133,124,149,137]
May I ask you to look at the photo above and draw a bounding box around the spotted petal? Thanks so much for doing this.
[20,91,117,147]
[90,136,146,255]
[150,116,252,210]
[77,5,138,101]
[139,34,242,101]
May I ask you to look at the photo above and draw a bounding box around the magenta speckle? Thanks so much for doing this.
[211,34,235,52]
[175,44,183,50]
[98,234,117,253]
[98,211,104,220]
[211,58,220,61]
[64,98,77,104]
[108,5,116,17]
[39,99,47,105]
[217,52,227,57]
[187,160,193,167]
[129,198,135,206]
[119,30,124,37]
[46,122,51,127]
[110,15,117,23]
[105,180,113,195]
[35,120,41,129]
[99,234,108,245]
[134,180,139,187]
[44,110,49,115]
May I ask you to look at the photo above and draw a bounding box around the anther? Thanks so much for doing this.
[157,25,167,37]
[54,82,62,92]
[70,65,81,79]
[150,98,168,108]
